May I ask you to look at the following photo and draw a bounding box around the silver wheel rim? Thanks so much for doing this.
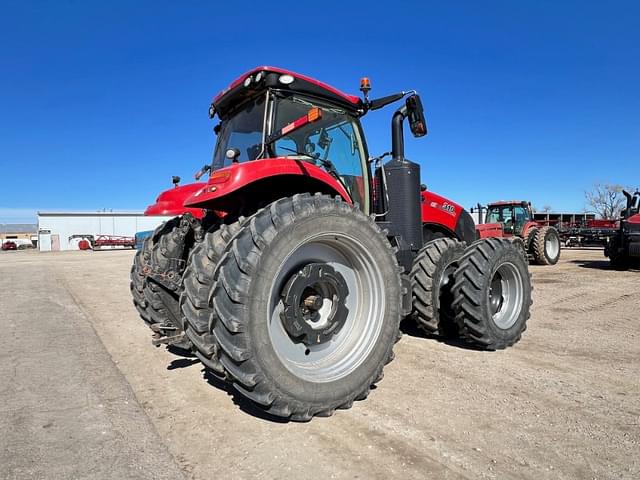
[268,232,385,383]
[489,262,523,329]
[545,234,560,260]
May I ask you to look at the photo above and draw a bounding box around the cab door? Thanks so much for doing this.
[501,206,516,235]
[512,205,529,236]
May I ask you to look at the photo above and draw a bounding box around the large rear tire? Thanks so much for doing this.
[452,238,532,350]
[410,238,465,336]
[210,194,402,421]
[533,226,561,265]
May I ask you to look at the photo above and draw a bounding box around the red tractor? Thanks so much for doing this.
[604,190,640,268]
[131,67,532,421]
[474,200,561,265]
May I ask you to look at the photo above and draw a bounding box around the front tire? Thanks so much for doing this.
[129,216,196,350]
[210,194,402,420]
[452,238,532,350]
[130,237,154,328]
[607,235,629,270]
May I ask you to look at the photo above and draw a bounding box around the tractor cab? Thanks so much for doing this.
[211,85,369,209]
[484,201,533,236]
[196,67,371,213]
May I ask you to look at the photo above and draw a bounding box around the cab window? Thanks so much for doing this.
[272,95,369,212]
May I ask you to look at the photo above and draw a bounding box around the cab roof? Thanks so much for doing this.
[212,66,363,118]
[487,200,529,207]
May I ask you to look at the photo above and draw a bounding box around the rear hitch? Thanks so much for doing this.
[151,332,186,347]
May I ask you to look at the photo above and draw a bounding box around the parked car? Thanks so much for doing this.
[2,241,18,251]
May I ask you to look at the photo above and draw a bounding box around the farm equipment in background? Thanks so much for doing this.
[68,234,95,250]
[473,200,561,265]
[557,219,618,248]
[604,190,640,268]
[68,234,137,250]
[131,66,532,421]
[92,235,136,250]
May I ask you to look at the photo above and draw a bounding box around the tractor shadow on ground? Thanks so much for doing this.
[568,259,640,271]
[181,320,484,423]
[167,357,200,370]
[163,351,294,422]
[201,369,300,423]
[399,318,487,351]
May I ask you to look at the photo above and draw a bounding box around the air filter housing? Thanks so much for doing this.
[382,157,422,251]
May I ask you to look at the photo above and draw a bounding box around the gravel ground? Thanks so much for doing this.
[1,248,638,479]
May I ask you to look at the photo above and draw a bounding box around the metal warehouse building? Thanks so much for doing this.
[37,211,172,251]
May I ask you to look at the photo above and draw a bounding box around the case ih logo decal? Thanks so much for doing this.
[431,201,456,216]
[442,203,456,214]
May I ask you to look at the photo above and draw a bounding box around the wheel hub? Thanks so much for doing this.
[280,263,349,345]
[489,274,504,315]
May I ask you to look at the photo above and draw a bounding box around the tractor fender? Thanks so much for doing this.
[522,221,541,237]
[145,183,206,219]
[183,159,352,211]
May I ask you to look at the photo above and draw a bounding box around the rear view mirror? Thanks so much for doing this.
[406,94,427,137]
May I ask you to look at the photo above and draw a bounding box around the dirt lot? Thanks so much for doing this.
[1,248,638,479]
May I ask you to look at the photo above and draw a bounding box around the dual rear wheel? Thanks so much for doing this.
[532,226,561,265]
[410,237,532,350]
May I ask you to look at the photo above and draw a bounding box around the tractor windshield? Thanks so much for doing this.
[212,94,267,169]
[270,93,368,210]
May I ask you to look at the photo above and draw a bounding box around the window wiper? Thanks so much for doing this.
[278,146,349,196]
[277,146,318,161]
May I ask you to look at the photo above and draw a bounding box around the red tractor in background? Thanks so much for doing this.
[131,67,532,421]
[473,200,561,265]
[604,190,640,268]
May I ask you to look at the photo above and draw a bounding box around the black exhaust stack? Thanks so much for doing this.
[477,203,484,224]
[375,102,423,270]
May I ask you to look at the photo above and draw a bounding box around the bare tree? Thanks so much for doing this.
[585,183,627,219]
[542,205,552,213]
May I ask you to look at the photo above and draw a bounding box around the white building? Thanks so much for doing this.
[37,211,173,251]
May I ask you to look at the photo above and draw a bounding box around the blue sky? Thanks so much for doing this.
[1,1,638,223]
